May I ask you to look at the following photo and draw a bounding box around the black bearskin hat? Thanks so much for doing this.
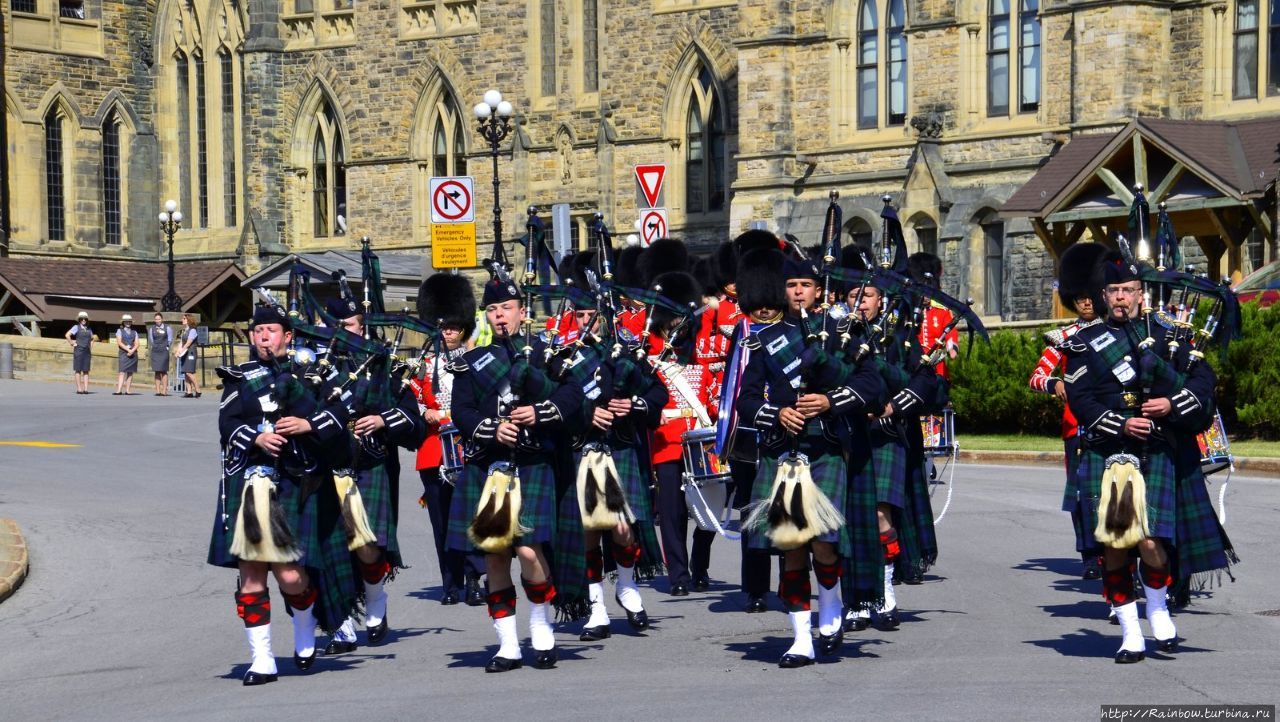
[733,229,782,256]
[907,252,943,290]
[614,245,645,288]
[418,273,477,341]
[639,238,689,286]
[736,248,788,315]
[1057,242,1108,310]
[569,250,600,298]
[649,270,701,331]
[692,255,718,298]
[710,242,739,292]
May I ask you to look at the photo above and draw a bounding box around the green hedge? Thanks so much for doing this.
[946,300,1280,440]
[1211,300,1280,440]
[947,327,1062,436]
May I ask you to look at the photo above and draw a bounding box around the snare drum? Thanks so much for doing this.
[1196,411,1233,476]
[439,422,465,484]
[680,428,734,533]
[920,407,957,458]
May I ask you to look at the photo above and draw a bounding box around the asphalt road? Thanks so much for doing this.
[1,380,1277,721]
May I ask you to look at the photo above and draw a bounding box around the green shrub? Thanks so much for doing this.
[947,327,1063,436]
[944,300,1279,440]
[1211,300,1280,440]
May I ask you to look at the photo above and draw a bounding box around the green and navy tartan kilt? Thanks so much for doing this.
[1060,435,1083,513]
[1169,440,1237,583]
[897,420,938,578]
[573,444,664,580]
[843,434,886,612]
[552,448,589,621]
[445,453,558,553]
[747,443,851,559]
[1076,440,1177,549]
[354,463,404,571]
[868,422,909,509]
[208,469,359,633]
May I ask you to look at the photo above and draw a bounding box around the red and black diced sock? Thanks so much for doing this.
[778,569,812,613]
[586,546,604,584]
[236,590,271,628]
[1140,564,1171,590]
[281,585,317,612]
[813,559,842,590]
[361,557,391,585]
[880,530,900,563]
[611,542,642,569]
[487,586,517,620]
[1102,566,1135,606]
[521,577,558,605]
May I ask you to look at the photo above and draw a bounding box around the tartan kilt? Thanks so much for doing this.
[1060,435,1083,513]
[747,444,850,559]
[207,469,358,633]
[354,463,403,570]
[1169,440,1237,582]
[1076,440,1177,549]
[552,448,589,621]
[897,438,938,579]
[843,432,885,613]
[445,453,558,554]
[868,423,909,509]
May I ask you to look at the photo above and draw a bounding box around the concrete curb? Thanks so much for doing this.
[957,449,1280,477]
[0,518,29,605]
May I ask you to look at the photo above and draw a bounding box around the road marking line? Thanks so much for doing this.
[0,440,82,448]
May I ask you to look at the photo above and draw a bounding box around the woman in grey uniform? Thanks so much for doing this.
[65,311,94,394]
[176,313,201,398]
[149,312,172,396]
[114,314,139,395]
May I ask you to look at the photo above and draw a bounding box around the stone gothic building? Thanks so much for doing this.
[3,0,1277,323]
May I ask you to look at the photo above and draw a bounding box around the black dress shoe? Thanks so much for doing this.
[532,648,557,669]
[242,670,278,686]
[818,631,844,656]
[579,625,611,641]
[367,616,389,644]
[1082,557,1103,581]
[901,570,924,585]
[845,616,870,632]
[1114,649,1145,664]
[615,595,649,631]
[465,580,485,607]
[1156,638,1178,653]
[745,596,768,614]
[875,609,900,630]
[322,638,358,655]
[485,656,523,673]
[778,654,815,668]
[693,576,709,593]
[669,583,689,597]
[294,650,316,671]
[441,590,460,606]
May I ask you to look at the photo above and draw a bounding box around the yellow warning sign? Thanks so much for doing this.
[431,223,478,269]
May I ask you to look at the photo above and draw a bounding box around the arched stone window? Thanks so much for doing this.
[685,64,726,215]
[158,0,245,230]
[44,105,68,242]
[411,75,469,243]
[102,109,122,246]
[849,0,908,131]
[310,100,347,238]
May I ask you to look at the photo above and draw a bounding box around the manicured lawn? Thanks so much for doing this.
[960,433,1280,458]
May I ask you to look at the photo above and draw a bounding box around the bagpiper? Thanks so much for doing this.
[1061,242,1237,663]
[207,303,357,685]
[735,245,886,667]
[446,259,586,672]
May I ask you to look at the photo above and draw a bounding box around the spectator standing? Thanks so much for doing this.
[149,312,173,396]
[114,314,140,395]
[65,311,94,394]
[174,313,201,398]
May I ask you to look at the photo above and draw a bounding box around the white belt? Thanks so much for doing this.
[662,408,698,420]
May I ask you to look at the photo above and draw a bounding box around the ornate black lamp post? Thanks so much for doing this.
[158,199,183,312]
[473,89,514,250]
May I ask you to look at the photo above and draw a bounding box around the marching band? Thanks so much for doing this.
[208,192,1240,683]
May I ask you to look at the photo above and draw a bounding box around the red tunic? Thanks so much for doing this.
[695,296,742,402]
[917,302,959,379]
[1030,321,1084,440]
[408,354,458,470]
[648,334,717,465]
